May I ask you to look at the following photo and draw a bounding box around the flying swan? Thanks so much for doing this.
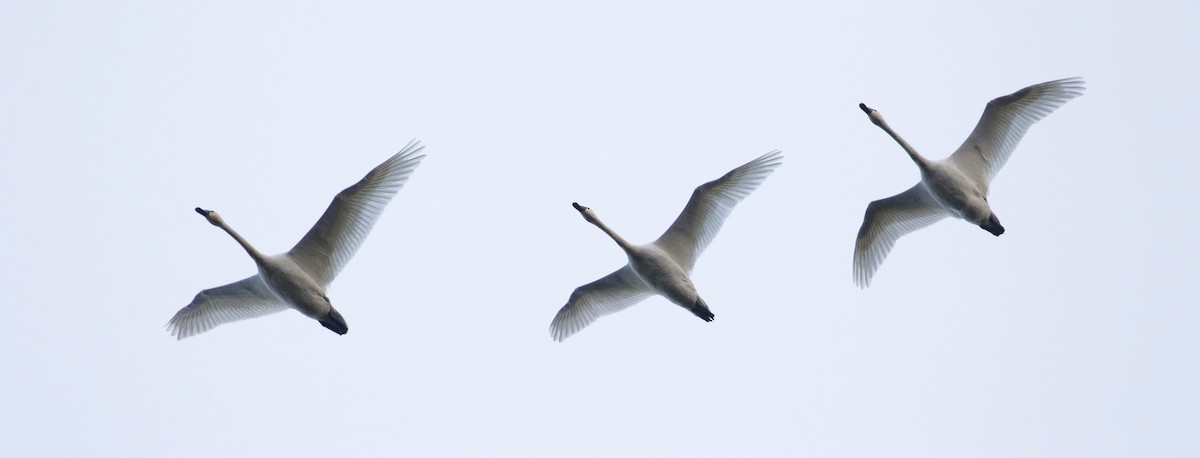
[166,141,426,339]
[853,78,1085,287]
[550,151,783,341]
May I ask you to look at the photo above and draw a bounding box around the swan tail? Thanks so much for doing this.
[979,213,1005,236]
[319,308,349,335]
[689,298,715,322]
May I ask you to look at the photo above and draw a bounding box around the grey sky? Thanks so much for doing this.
[1,1,1197,456]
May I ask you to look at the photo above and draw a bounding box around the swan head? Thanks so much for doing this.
[572,202,598,224]
[195,207,224,226]
[859,103,885,127]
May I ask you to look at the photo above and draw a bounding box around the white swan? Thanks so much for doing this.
[853,78,1085,288]
[166,140,426,339]
[550,151,783,341]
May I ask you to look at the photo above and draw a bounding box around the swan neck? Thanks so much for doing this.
[215,219,267,263]
[590,217,635,252]
[878,120,931,169]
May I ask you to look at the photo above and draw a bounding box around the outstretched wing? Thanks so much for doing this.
[166,276,289,339]
[853,184,950,288]
[549,266,655,342]
[289,140,426,286]
[654,151,783,271]
[948,77,1085,193]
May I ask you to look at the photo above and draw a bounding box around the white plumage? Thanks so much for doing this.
[551,151,783,341]
[167,140,426,339]
[854,78,1085,287]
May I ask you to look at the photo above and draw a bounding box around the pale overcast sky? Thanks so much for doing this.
[2,1,1197,456]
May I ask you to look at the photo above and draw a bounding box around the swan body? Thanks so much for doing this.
[602,231,706,318]
[251,246,339,329]
[625,244,700,311]
[167,140,426,339]
[854,78,1085,287]
[550,151,782,341]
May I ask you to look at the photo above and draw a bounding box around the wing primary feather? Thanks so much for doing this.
[852,185,949,288]
[288,141,427,286]
[948,78,1085,190]
[166,276,290,339]
[549,266,653,342]
[654,150,783,270]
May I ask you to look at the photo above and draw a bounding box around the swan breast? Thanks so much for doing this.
[625,245,698,307]
[921,162,989,220]
[257,255,331,318]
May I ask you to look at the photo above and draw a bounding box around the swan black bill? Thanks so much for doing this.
[859,103,874,114]
[195,207,211,216]
[572,202,586,212]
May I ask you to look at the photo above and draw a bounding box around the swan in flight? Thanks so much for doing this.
[166,140,426,339]
[853,77,1085,288]
[550,151,783,341]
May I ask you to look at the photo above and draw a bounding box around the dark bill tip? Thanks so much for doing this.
[194,207,209,216]
[572,202,584,211]
[859,103,873,114]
